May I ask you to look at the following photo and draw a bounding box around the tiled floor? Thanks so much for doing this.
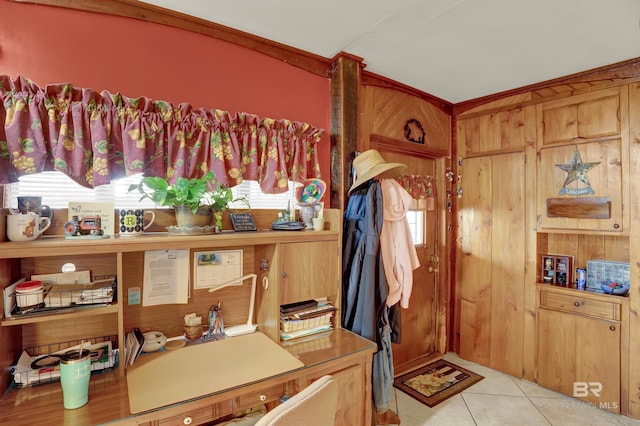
[391,353,640,426]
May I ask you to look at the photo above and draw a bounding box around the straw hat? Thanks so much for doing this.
[348,149,407,194]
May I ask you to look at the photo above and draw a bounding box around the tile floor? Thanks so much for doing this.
[391,353,640,426]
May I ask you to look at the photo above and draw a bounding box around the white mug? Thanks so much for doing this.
[6,213,51,241]
[118,209,155,237]
[312,217,325,231]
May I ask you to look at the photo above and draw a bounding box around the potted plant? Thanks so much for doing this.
[128,172,247,231]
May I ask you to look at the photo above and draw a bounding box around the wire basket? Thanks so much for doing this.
[7,276,116,318]
[280,312,333,333]
[12,335,119,387]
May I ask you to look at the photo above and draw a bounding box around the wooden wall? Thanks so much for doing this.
[359,85,450,156]
[454,59,640,418]
[357,82,453,362]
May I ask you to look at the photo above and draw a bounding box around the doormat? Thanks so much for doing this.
[393,359,484,408]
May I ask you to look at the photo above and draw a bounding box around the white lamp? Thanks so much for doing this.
[208,273,258,337]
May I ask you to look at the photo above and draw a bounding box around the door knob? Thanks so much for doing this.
[428,266,439,273]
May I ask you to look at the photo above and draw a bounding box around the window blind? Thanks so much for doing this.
[5,172,300,211]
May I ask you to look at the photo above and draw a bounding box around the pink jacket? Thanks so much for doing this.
[380,179,420,308]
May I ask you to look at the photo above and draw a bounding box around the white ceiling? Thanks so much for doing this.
[140,0,640,104]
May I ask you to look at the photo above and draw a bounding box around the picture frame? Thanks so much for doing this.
[540,254,574,287]
[230,212,257,232]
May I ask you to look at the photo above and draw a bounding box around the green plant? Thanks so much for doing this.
[128,172,248,227]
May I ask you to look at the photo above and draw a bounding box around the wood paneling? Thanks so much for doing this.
[360,85,451,156]
[627,82,640,418]
[457,155,492,366]
[462,107,525,155]
[121,247,256,340]
[537,140,624,232]
[537,288,624,413]
[537,233,630,273]
[360,71,452,114]
[489,153,525,377]
[330,54,362,210]
[454,57,640,115]
[540,88,621,145]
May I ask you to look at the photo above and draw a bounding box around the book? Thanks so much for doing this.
[280,299,318,314]
[125,328,145,366]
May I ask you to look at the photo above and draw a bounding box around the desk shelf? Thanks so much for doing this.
[0,208,346,420]
[1,303,118,327]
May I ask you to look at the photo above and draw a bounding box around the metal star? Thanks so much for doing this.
[555,147,600,192]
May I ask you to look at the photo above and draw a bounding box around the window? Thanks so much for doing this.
[406,210,425,246]
[4,172,300,211]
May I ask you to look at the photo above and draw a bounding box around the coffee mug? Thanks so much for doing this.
[118,209,155,236]
[17,196,53,220]
[6,213,51,241]
[312,217,325,231]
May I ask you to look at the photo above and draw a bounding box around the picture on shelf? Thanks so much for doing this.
[540,254,573,287]
[556,272,567,285]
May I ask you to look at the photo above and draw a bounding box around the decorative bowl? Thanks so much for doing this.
[600,282,629,295]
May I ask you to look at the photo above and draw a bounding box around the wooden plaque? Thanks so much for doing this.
[230,212,257,231]
[546,197,611,219]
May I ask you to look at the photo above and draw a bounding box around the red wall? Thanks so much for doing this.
[0,0,331,187]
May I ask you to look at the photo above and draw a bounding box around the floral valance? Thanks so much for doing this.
[396,174,434,210]
[396,174,433,199]
[0,75,324,193]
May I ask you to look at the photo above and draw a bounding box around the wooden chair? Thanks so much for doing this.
[255,375,338,426]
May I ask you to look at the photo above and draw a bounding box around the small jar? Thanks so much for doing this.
[16,280,44,309]
[184,324,202,341]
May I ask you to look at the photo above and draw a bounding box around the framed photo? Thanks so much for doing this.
[540,254,573,287]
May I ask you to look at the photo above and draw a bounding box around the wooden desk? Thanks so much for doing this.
[0,329,375,425]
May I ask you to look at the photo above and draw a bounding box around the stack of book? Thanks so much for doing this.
[280,298,335,340]
[124,328,144,366]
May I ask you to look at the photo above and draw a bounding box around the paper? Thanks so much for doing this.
[3,278,24,318]
[13,341,116,386]
[44,279,115,307]
[143,250,189,306]
[67,202,115,236]
[31,270,91,284]
[193,250,243,289]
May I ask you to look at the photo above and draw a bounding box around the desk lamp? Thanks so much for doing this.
[208,273,258,337]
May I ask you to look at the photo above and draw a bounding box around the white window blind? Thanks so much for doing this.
[4,172,300,211]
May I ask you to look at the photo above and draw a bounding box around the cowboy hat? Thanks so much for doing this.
[348,149,407,194]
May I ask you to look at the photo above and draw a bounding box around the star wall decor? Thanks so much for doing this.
[555,147,600,195]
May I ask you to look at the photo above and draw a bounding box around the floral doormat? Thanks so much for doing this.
[393,359,484,407]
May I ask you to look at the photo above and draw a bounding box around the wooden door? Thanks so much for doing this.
[458,155,493,365]
[279,241,339,306]
[575,315,621,412]
[540,88,621,146]
[376,149,440,367]
[537,308,621,412]
[537,307,576,394]
[457,153,525,376]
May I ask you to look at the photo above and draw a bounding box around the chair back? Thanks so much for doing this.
[255,375,338,426]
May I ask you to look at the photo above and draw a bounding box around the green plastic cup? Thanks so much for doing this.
[60,351,91,409]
